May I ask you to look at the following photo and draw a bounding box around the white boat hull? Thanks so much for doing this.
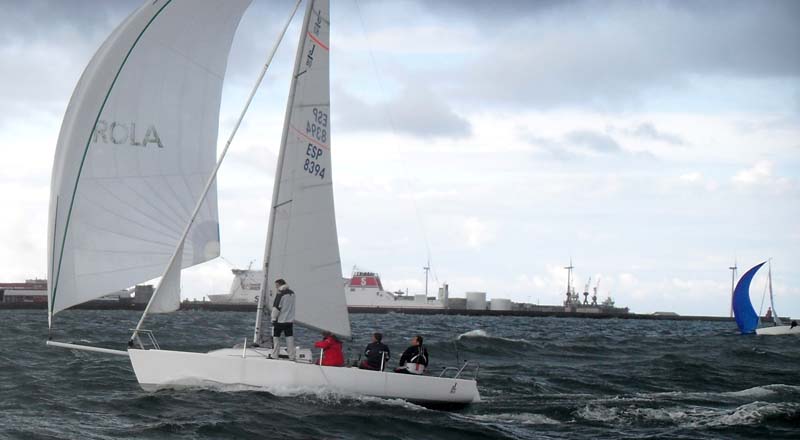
[756,325,800,336]
[128,348,480,407]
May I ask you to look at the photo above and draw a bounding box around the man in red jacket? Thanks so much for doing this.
[314,331,344,367]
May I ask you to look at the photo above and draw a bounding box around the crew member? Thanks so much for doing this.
[394,335,428,374]
[314,331,344,367]
[359,332,390,370]
[271,278,296,360]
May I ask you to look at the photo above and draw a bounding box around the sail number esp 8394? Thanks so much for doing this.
[304,107,327,179]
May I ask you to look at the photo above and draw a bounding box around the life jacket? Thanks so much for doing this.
[402,362,426,375]
[401,345,427,374]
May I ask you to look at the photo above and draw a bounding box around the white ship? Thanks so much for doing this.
[206,269,262,304]
[208,268,447,309]
[345,270,447,309]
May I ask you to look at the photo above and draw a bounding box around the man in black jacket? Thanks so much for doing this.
[359,332,390,370]
[394,335,428,374]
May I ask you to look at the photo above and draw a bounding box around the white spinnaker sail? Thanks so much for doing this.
[265,0,350,337]
[48,0,251,323]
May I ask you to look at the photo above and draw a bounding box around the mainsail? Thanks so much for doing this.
[732,261,766,334]
[48,0,251,324]
[259,0,350,338]
[767,262,783,326]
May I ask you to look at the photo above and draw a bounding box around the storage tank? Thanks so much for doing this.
[466,291,487,310]
[490,298,512,311]
[447,298,467,310]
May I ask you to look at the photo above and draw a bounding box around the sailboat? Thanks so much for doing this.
[732,261,798,336]
[46,0,480,407]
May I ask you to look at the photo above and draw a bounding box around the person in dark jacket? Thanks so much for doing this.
[359,332,390,370]
[314,331,344,367]
[394,335,428,374]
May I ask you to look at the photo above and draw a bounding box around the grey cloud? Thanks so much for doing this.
[566,131,621,153]
[423,0,577,23]
[627,123,684,146]
[524,128,660,161]
[423,1,800,109]
[0,1,294,119]
[525,133,576,161]
[0,0,138,42]
[334,85,471,139]
[523,130,621,160]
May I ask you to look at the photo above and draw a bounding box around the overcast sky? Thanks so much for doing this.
[1,0,798,316]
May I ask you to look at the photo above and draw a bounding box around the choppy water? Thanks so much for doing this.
[2,310,799,439]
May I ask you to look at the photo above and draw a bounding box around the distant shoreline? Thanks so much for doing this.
[0,301,739,322]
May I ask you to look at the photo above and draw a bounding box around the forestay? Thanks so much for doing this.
[48,0,251,324]
[263,0,350,337]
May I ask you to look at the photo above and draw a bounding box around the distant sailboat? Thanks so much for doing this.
[732,261,798,336]
[46,0,480,407]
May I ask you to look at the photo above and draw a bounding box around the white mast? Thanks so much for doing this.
[728,261,737,317]
[255,0,317,345]
[131,0,303,343]
[767,260,782,326]
[423,259,430,297]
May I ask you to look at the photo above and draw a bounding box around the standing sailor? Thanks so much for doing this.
[271,279,296,360]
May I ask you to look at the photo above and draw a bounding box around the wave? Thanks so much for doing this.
[149,379,431,411]
[460,412,561,426]
[573,384,800,428]
[456,329,531,345]
[692,401,800,428]
[457,329,490,339]
[559,384,800,408]
[576,401,800,428]
[635,384,800,403]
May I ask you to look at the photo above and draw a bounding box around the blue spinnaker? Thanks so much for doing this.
[732,262,766,334]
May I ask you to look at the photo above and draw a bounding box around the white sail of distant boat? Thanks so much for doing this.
[732,261,798,336]
[47,0,480,407]
[766,263,782,326]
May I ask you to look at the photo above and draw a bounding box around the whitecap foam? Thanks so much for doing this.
[153,378,353,401]
[152,379,430,411]
[575,399,800,429]
[456,329,532,344]
[355,395,428,411]
[693,401,800,428]
[465,412,560,425]
[575,404,623,423]
[458,329,489,339]
[626,383,800,403]
[724,385,778,399]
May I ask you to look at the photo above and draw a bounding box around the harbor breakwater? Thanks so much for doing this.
[1,300,740,322]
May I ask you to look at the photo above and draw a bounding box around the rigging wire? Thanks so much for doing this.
[351,0,440,287]
[758,276,768,317]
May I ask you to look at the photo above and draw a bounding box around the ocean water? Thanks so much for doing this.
[2,310,799,439]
